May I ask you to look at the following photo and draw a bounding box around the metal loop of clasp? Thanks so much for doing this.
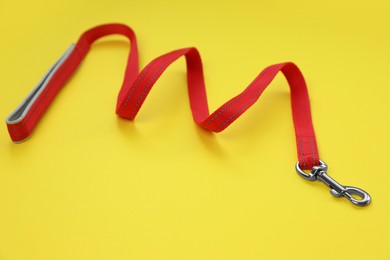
[295,160,371,206]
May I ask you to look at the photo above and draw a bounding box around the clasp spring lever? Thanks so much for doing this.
[295,160,371,206]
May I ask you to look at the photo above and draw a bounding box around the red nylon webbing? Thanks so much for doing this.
[6,23,319,169]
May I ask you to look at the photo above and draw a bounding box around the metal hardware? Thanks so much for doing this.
[295,160,371,206]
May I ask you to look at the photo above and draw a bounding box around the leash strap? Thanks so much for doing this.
[7,23,318,168]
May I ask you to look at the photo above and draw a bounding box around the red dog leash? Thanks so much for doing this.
[5,23,371,206]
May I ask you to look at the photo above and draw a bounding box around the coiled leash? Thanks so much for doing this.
[5,23,371,206]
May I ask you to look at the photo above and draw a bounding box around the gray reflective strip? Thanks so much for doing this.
[6,44,76,124]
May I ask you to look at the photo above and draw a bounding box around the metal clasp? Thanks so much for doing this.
[295,160,371,206]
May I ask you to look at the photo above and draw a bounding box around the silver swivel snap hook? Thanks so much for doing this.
[295,160,371,206]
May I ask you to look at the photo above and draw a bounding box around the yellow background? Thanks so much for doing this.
[1,0,389,259]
